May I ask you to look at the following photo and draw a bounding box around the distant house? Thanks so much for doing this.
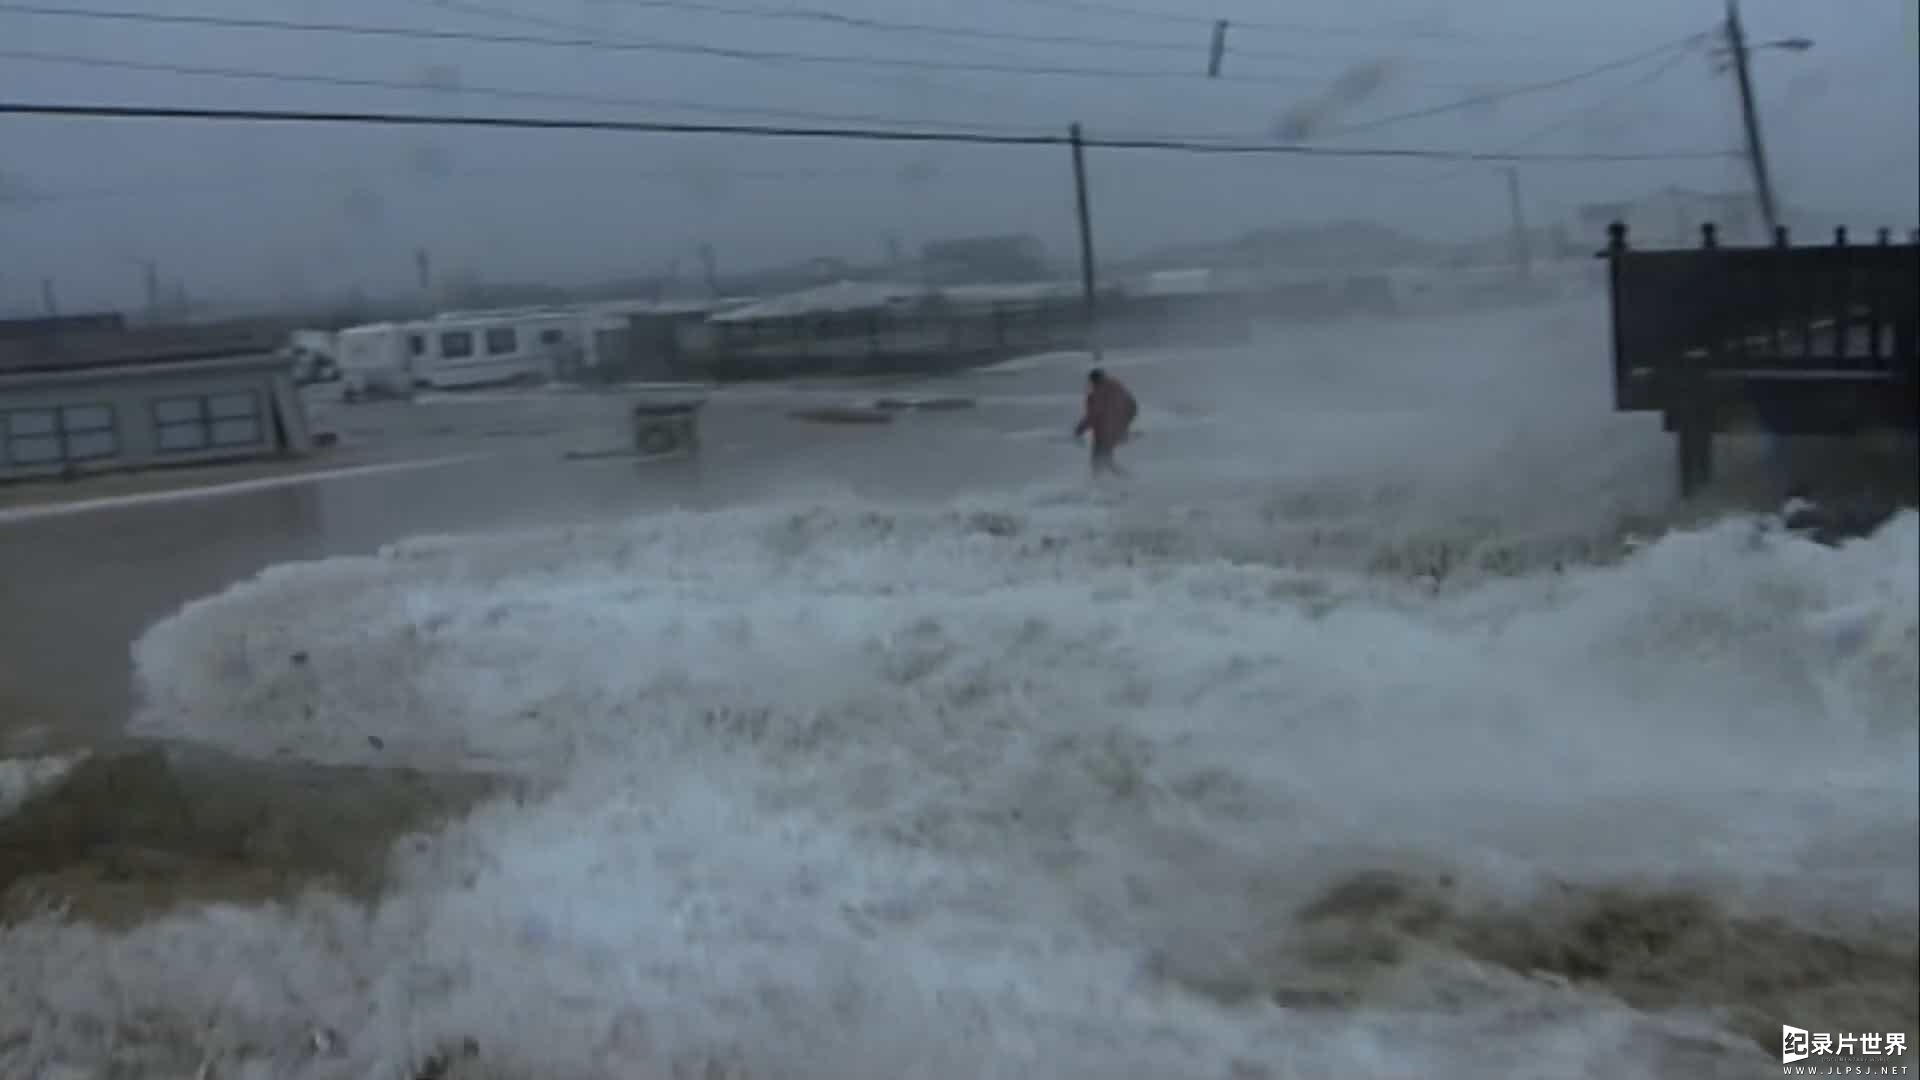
[0,319,311,482]
[920,235,1050,285]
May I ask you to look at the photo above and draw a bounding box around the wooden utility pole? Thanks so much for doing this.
[1207,20,1230,78]
[1501,166,1532,279]
[698,243,720,298]
[1069,123,1102,364]
[138,258,161,315]
[1725,0,1780,234]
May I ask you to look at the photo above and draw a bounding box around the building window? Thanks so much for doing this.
[409,333,426,357]
[439,330,474,359]
[152,391,264,453]
[485,327,519,355]
[538,328,565,346]
[2,403,120,466]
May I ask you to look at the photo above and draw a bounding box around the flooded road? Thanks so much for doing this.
[0,374,1082,752]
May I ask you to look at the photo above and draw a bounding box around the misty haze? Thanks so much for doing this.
[1,0,1916,1077]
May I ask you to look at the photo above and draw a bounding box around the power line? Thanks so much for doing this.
[436,0,1329,62]
[1495,46,1704,155]
[0,3,1355,86]
[1014,0,1562,44]
[1316,32,1711,140]
[0,100,1744,163]
[1402,46,1711,186]
[4,162,901,206]
[0,47,1060,135]
[0,45,1325,145]
[398,0,1034,114]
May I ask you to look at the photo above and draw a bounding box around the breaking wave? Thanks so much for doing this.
[3,301,1915,1077]
[0,482,1910,1077]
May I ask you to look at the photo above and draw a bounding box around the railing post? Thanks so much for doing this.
[1877,227,1892,246]
[1676,344,1715,498]
[1674,223,1717,496]
[1603,222,1630,409]
[1833,227,1853,362]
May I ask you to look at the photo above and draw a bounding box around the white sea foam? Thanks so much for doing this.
[3,301,1913,1077]
[1,491,1908,1077]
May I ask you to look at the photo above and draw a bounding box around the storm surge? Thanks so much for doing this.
[2,478,1911,1078]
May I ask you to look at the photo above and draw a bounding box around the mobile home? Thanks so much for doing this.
[335,310,581,397]
[414,310,577,390]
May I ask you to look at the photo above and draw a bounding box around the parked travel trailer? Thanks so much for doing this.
[332,311,578,400]
[413,310,583,389]
[334,322,417,400]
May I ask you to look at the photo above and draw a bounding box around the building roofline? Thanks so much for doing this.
[0,348,284,387]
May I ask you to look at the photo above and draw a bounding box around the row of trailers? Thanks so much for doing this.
[329,301,717,400]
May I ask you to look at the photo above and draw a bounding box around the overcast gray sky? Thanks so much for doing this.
[2,0,1915,314]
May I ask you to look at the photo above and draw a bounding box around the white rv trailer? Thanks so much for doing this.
[413,309,582,389]
[333,322,418,400]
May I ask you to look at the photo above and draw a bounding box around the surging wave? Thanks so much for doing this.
[0,488,1905,1076]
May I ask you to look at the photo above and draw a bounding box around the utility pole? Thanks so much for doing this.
[1501,166,1532,280]
[1725,0,1779,234]
[1207,20,1230,78]
[137,258,160,315]
[40,277,57,317]
[1069,123,1102,364]
[698,243,720,298]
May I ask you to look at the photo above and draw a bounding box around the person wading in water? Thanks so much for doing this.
[1072,367,1138,476]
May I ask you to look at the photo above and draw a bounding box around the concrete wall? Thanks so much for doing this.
[0,357,310,482]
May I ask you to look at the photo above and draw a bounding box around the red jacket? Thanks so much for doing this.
[1076,378,1138,445]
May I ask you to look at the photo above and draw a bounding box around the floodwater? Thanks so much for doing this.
[0,384,1052,752]
[1,297,1914,1078]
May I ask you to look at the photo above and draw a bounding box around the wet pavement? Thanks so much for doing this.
[0,366,1097,753]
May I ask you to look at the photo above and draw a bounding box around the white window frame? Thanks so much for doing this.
[2,402,120,466]
[152,391,265,454]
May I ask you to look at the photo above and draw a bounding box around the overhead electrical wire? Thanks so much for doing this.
[0,3,1727,146]
[1399,44,1713,186]
[0,101,1743,164]
[399,0,1039,113]
[435,0,1331,62]
[0,47,1065,135]
[3,162,902,206]
[1316,31,1711,139]
[0,3,1363,86]
[1013,0,1567,44]
[1493,45,1707,156]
